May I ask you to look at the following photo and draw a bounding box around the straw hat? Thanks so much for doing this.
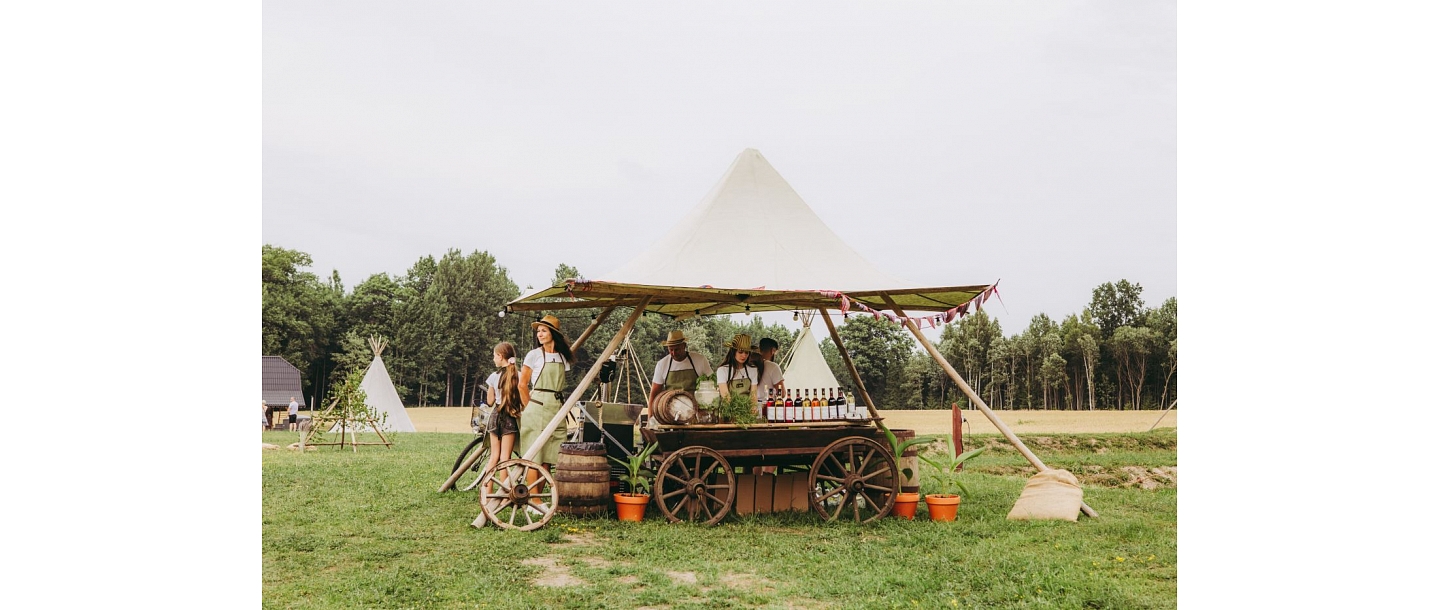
[660,330,688,347]
[531,315,566,339]
[723,334,756,352]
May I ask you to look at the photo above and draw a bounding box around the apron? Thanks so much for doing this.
[662,355,700,393]
[725,364,756,402]
[519,355,567,464]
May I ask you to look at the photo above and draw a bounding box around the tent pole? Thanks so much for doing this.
[1147,400,1178,432]
[817,308,884,427]
[570,306,615,354]
[880,294,1098,518]
[520,298,651,463]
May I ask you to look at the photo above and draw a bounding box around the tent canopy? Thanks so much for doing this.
[508,149,992,318]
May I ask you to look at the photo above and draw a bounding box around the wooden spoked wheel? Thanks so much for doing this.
[808,437,898,523]
[478,459,559,531]
[655,446,734,526]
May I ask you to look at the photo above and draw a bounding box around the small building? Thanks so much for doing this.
[262,356,306,427]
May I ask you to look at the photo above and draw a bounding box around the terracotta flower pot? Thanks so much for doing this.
[892,492,921,519]
[924,494,961,522]
[614,493,650,522]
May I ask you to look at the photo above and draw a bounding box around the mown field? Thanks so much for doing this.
[262,427,1176,609]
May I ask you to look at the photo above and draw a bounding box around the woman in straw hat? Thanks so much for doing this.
[716,334,764,414]
[518,315,573,471]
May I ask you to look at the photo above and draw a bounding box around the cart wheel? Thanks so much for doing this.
[440,435,491,493]
[479,459,558,531]
[809,437,898,524]
[655,446,734,526]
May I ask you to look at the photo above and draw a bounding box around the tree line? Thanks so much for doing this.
[263,245,1176,410]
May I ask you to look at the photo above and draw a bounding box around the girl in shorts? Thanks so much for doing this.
[482,342,523,486]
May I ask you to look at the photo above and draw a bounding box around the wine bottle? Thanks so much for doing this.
[784,390,794,422]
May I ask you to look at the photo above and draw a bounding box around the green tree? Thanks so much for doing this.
[834,315,914,408]
[261,245,342,399]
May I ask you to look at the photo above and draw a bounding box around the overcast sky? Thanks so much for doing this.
[263,1,1175,335]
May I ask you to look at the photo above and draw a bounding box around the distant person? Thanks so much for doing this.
[261,400,269,431]
[287,396,300,431]
[649,329,713,406]
[755,337,786,397]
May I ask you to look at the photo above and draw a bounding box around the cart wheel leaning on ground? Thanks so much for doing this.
[439,435,491,493]
[479,458,559,531]
[809,436,898,524]
[655,446,735,526]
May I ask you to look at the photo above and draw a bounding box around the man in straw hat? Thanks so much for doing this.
[648,329,713,407]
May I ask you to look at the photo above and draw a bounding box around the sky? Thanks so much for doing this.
[262,1,1176,336]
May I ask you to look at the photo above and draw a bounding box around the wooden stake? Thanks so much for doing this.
[880,294,1098,518]
[520,297,651,462]
[817,308,882,425]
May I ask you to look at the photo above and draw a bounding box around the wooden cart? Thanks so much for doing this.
[641,420,901,526]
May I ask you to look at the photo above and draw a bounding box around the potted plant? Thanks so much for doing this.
[881,427,942,520]
[609,442,659,522]
[918,437,986,522]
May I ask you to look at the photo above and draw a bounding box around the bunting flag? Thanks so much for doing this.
[810,280,999,329]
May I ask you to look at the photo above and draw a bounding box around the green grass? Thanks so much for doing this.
[263,431,1176,609]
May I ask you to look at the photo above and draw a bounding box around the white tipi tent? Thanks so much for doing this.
[356,338,415,432]
[780,313,842,392]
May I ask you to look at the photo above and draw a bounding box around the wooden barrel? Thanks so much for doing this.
[892,429,921,494]
[651,390,699,425]
[555,442,611,516]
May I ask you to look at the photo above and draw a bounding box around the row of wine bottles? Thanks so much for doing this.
[762,388,864,423]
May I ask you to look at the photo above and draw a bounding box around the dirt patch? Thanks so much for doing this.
[666,570,698,586]
[1118,466,1177,490]
[720,572,775,593]
[615,575,640,585]
[522,556,588,587]
[555,532,598,547]
[576,556,613,568]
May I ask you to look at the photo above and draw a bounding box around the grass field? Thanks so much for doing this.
[262,427,1177,609]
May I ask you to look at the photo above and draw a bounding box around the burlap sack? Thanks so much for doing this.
[1007,469,1083,521]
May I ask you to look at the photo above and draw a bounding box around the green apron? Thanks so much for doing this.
[724,365,755,402]
[520,355,567,464]
[662,355,700,392]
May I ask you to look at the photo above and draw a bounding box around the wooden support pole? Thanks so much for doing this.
[880,294,1098,518]
[569,306,615,354]
[520,297,651,462]
[818,308,882,425]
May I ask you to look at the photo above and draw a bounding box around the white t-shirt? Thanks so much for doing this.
[651,352,713,385]
[485,372,500,403]
[716,363,762,388]
[523,348,571,386]
[288,400,299,415]
[757,360,785,396]
[716,362,765,403]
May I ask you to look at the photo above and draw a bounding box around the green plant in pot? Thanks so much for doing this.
[918,437,985,522]
[881,427,942,519]
[609,442,659,522]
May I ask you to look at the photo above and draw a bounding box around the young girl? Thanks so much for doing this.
[482,342,522,486]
